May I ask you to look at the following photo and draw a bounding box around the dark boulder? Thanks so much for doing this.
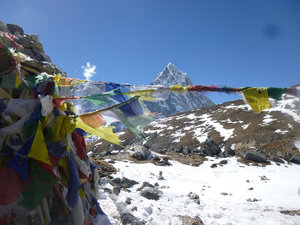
[121,213,145,225]
[200,138,221,156]
[7,24,24,34]
[131,147,151,161]
[291,155,300,164]
[245,151,267,163]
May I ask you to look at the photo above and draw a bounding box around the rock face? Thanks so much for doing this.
[1,21,52,63]
[144,63,214,117]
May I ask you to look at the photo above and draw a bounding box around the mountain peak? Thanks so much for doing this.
[151,63,192,86]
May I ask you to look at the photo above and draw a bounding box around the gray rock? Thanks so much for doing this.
[244,151,267,163]
[131,148,151,161]
[7,24,24,34]
[137,182,155,191]
[272,156,285,164]
[182,146,191,155]
[113,187,121,196]
[125,197,132,205]
[227,148,236,156]
[120,177,139,188]
[200,138,221,156]
[188,192,200,204]
[140,187,162,200]
[291,155,300,164]
[121,213,145,225]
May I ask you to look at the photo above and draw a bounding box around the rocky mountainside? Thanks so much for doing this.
[144,63,214,117]
[88,91,300,165]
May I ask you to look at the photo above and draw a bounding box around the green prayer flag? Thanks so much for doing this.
[20,159,58,210]
[267,87,287,100]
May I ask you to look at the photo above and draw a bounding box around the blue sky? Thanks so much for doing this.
[1,0,300,103]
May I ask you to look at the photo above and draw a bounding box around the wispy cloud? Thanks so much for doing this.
[81,62,96,80]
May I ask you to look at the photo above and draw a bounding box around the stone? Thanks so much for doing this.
[188,192,200,204]
[182,146,191,155]
[131,147,151,161]
[227,148,236,156]
[244,151,267,163]
[125,197,132,205]
[113,187,121,196]
[137,182,155,191]
[272,156,285,164]
[121,213,145,225]
[200,138,221,156]
[291,155,300,164]
[140,187,162,200]
[120,177,139,188]
[7,24,24,34]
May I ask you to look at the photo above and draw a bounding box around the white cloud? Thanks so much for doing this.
[81,62,96,80]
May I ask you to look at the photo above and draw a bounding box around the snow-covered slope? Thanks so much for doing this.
[144,63,214,117]
[99,158,300,225]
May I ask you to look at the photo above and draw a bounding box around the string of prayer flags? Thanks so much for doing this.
[242,87,270,114]
[188,85,242,93]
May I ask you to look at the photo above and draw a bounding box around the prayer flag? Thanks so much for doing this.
[27,120,51,165]
[20,159,58,210]
[76,117,120,146]
[242,87,270,114]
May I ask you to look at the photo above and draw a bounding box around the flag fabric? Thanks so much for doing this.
[27,120,51,165]
[242,87,270,114]
[76,117,120,146]
[20,159,58,210]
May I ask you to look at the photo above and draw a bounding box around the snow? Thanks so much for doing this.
[193,114,234,143]
[242,123,251,129]
[99,158,300,225]
[274,129,289,134]
[260,114,276,126]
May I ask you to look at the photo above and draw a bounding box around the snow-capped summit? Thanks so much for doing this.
[145,63,214,117]
[151,63,192,86]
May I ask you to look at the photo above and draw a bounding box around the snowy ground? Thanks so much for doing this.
[98,158,300,225]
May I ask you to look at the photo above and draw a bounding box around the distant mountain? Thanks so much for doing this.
[144,63,214,117]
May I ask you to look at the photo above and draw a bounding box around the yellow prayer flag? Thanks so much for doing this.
[242,87,270,114]
[170,84,189,93]
[53,74,86,87]
[27,120,51,165]
[51,115,76,142]
[123,89,157,101]
[76,118,121,146]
